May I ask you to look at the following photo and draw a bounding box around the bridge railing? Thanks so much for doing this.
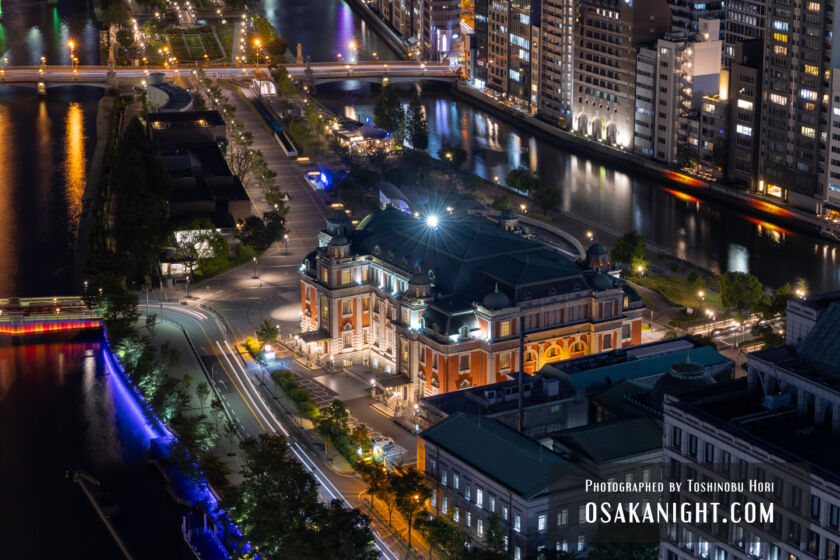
[0,296,86,307]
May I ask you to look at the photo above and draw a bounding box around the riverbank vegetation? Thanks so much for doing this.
[225,433,380,560]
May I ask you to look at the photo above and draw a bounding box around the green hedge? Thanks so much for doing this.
[272,369,319,419]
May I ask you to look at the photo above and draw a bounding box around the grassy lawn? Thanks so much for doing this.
[216,24,236,61]
[634,273,723,312]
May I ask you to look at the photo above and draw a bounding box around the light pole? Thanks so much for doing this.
[186,275,190,298]
[284,233,289,255]
[252,257,258,279]
[253,38,262,65]
[697,290,704,314]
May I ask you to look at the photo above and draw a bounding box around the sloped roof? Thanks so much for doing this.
[797,301,840,377]
[590,379,651,412]
[557,417,662,462]
[352,208,584,304]
[420,413,587,499]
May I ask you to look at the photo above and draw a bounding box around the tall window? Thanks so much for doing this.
[341,269,351,285]
[459,354,470,371]
[499,352,511,370]
[499,320,511,337]
[342,300,353,315]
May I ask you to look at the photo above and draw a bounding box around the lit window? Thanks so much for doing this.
[737,99,754,110]
[736,124,752,136]
[804,65,819,76]
[808,1,820,10]
[499,352,511,370]
[801,126,816,138]
[341,269,351,285]
[539,515,547,532]
[770,93,787,105]
[499,320,511,337]
[342,300,353,315]
[773,45,787,55]
[773,32,788,43]
[772,20,789,31]
[800,89,817,101]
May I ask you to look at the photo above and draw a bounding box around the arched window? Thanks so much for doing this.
[524,351,536,363]
[546,345,561,358]
[571,341,585,354]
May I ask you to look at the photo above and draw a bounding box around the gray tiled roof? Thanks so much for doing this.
[797,301,840,377]
[557,417,662,463]
[421,413,588,499]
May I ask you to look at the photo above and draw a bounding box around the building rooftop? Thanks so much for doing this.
[148,110,226,128]
[149,81,193,112]
[420,413,588,499]
[347,208,640,325]
[554,341,730,391]
[666,380,840,484]
[553,416,662,463]
[750,300,840,390]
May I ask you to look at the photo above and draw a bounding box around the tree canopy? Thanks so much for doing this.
[610,231,648,273]
[373,83,404,137]
[719,272,768,315]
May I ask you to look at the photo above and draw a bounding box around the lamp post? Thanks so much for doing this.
[697,290,704,313]
[284,233,290,255]
[253,38,262,65]
[185,275,190,298]
[252,257,258,279]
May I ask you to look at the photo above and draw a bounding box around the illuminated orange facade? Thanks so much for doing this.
[298,208,644,402]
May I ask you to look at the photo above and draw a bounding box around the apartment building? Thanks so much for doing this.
[723,0,766,67]
[573,0,671,148]
[422,0,461,61]
[726,39,763,189]
[757,0,831,212]
[538,0,576,127]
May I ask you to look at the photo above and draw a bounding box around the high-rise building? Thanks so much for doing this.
[481,0,539,103]
[469,0,490,85]
[757,0,831,211]
[727,39,763,189]
[572,0,671,148]
[723,0,766,67]
[537,0,576,127]
[422,0,461,61]
[632,20,722,165]
[824,74,840,215]
[667,0,725,35]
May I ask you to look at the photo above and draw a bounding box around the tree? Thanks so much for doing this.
[101,0,130,26]
[414,514,467,560]
[532,185,562,215]
[719,271,768,315]
[256,319,279,345]
[611,231,648,273]
[239,215,276,252]
[192,90,207,111]
[761,283,793,319]
[752,323,785,349]
[438,142,467,169]
[317,399,350,442]
[484,512,505,554]
[351,424,371,454]
[265,37,289,57]
[226,434,322,556]
[196,381,211,412]
[309,500,379,560]
[407,91,428,151]
[390,466,433,551]
[505,167,540,193]
[356,461,388,506]
[228,434,378,560]
[374,83,404,138]
[116,29,134,49]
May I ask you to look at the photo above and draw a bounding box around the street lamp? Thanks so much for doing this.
[284,233,290,255]
[186,275,190,298]
[636,264,645,276]
[697,290,704,313]
[254,38,262,65]
[520,203,527,214]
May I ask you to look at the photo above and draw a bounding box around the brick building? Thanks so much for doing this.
[297,207,644,404]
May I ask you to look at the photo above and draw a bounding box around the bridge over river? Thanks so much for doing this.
[0,297,101,335]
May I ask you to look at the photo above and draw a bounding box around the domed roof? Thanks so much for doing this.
[589,271,613,291]
[499,208,518,221]
[586,242,608,256]
[650,360,715,404]
[328,234,350,246]
[482,284,511,310]
[328,208,352,224]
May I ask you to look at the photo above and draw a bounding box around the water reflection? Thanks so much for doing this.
[261,0,399,61]
[317,84,840,292]
[65,102,86,230]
